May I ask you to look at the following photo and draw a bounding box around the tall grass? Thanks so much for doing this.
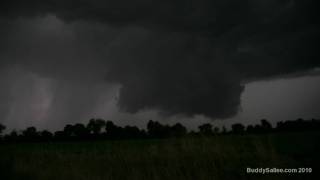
[1,132,318,180]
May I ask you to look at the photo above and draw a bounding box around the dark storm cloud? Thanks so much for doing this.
[103,32,245,118]
[1,0,246,32]
[0,0,319,119]
[1,0,317,32]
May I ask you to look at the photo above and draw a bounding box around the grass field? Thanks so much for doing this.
[0,132,319,180]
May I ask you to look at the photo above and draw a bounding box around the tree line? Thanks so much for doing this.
[0,118,319,142]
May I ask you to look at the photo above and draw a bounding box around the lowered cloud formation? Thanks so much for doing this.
[0,0,319,122]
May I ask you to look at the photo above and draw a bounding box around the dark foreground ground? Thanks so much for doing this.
[0,132,319,180]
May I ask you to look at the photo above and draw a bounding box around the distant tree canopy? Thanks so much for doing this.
[231,123,245,134]
[147,120,170,138]
[0,123,5,132]
[198,123,213,135]
[245,119,272,134]
[147,120,187,138]
[0,123,5,136]
[0,118,319,142]
[87,119,106,135]
[276,118,320,132]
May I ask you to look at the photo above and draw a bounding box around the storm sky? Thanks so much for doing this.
[0,0,319,131]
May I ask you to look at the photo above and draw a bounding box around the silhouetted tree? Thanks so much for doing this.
[198,123,213,135]
[231,123,245,134]
[106,121,124,139]
[4,130,19,142]
[54,131,66,141]
[188,130,198,136]
[63,124,74,138]
[61,123,90,140]
[213,127,220,134]
[123,125,146,139]
[73,123,89,139]
[222,126,227,134]
[87,119,106,135]
[246,125,254,133]
[22,127,39,141]
[261,119,272,133]
[254,125,263,133]
[0,123,5,138]
[40,130,53,141]
[170,123,187,137]
[276,118,320,132]
[147,120,171,138]
[247,124,263,134]
[1,118,320,142]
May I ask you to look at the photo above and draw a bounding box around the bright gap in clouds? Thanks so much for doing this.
[216,74,320,129]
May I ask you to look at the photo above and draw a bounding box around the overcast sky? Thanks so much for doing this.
[0,0,319,131]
